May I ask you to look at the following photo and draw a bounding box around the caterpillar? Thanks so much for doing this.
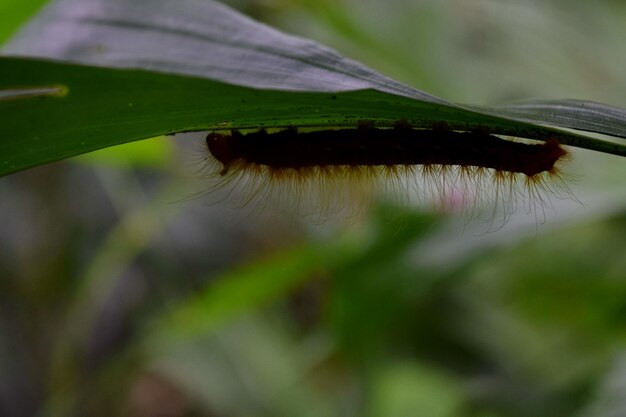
[200,121,572,223]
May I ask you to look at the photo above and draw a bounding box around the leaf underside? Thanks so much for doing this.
[1,0,626,177]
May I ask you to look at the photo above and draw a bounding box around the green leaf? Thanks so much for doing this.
[370,362,464,417]
[145,240,353,342]
[4,0,444,100]
[475,99,626,140]
[3,57,622,178]
[2,0,626,177]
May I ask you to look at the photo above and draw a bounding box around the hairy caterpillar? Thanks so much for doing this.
[200,121,572,223]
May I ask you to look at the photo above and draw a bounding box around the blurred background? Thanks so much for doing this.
[2,0,626,416]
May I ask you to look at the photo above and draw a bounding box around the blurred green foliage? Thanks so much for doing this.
[2,1,626,417]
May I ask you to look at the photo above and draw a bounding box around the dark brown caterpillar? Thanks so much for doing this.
[201,121,572,222]
[207,122,567,177]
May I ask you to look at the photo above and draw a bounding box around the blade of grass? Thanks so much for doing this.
[3,57,624,178]
[474,99,626,140]
[5,0,626,145]
[4,0,447,102]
